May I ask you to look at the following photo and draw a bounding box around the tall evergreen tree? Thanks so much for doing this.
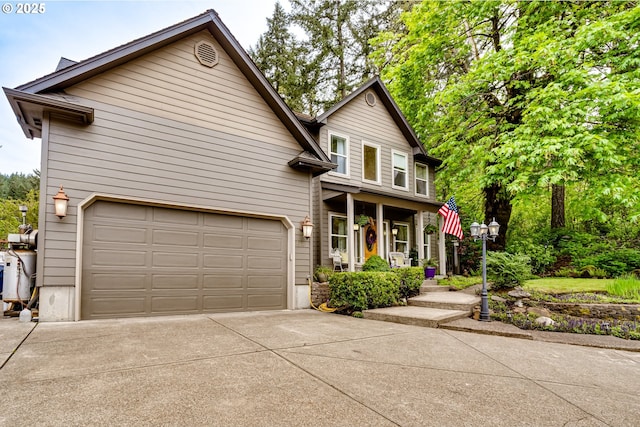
[249,2,318,114]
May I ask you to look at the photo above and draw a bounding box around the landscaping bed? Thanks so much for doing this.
[488,289,640,340]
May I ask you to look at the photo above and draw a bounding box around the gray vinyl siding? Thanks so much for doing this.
[319,91,437,200]
[40,31,313,288]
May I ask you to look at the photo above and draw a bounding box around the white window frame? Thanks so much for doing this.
[423,233,432,261]
[361,141,381,185]
[328,212,348,256]
[328,131,349,177]
[391,150,409,191]
[393,222,410,254]
[415,163,429,197]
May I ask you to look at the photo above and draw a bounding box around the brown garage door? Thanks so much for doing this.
[81,201,288,319]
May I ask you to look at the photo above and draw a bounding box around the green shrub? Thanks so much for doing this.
[507,239,556,275]
[362,255,391,272]
[486,251,532,290]
[329,272,399,312]
[579,248,640,277]
[394,267,424,299]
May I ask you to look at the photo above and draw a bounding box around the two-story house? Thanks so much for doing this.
[3,10,444,322]
[301,78,445,271]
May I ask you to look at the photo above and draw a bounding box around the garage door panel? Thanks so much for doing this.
[93,201,147,221]
[151,296,199,312]
[153,230,199,246]
[203,233,243,249]
[152,251,199,268]
[203,295,244,310]
[248,256,284,270]
[248,236,283,251]
[82,201,288,319]
[89,297,147,316]
[248,293,285,309]
[94,225,147,244]
[203,254,244,268]
[90,273,147,290]
[248,275,284,289]
[153,207,198,225]
[248,218,283,234]
[203,214,243,229]
[92,249,147,266]
[203,275,243,289]
[152,274,199,289]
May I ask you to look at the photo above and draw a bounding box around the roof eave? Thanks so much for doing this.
[3,87,94,139]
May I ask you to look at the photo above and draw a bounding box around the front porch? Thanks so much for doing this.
[319,183,446,274]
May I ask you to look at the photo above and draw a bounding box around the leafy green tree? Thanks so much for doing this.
[0,190,39,240]
[373,1,640,249]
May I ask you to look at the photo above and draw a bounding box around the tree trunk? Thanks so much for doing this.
[484,183,512,251]
[551,184,565,229]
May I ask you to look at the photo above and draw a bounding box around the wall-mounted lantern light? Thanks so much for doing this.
[52,185,69,219]
[353,223,360,231]
[392,227,398,237]
[301,215,314,239]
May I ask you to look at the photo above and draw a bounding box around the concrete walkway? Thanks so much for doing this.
[1,311,639,426]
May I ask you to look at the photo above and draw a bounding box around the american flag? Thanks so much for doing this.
[438,196,464,240]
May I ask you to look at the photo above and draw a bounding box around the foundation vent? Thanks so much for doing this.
[195,41,219,68]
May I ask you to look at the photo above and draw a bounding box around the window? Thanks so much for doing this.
[329,133,349,176]
[362,142,380,184]
[423,231,432,261]
[392,151,408,190]
[329,214,347,255]
[415,163,429,197]
[393,223,409,253]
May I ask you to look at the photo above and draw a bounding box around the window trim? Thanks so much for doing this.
[361,140,381,185]
[328,131,350,177]
[391,150,409,191]
[328,212,348,257]
[415,162,429,198]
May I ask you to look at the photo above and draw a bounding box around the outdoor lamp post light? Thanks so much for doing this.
[470,218,500,321]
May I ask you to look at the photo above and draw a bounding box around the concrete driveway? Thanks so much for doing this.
[0,310,638,426]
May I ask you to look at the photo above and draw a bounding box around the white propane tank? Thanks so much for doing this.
[2,250,36,302]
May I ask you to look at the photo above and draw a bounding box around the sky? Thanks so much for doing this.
[0,0,283,175]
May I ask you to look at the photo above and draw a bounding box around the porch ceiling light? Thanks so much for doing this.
[52,185,69,219]
[301,215,314,239]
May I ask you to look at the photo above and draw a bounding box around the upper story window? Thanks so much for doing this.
[329,132,349,176]
[392,150,408,190]
[415,163,429,197]
[362,141,381,184]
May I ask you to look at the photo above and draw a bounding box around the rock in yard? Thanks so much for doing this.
[528,307,551,317]
[535,316,556,327]
[491,295,507,303]
[508,287,531,299]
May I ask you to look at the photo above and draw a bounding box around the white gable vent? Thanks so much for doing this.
[365,91,377,107]
[194,41,219,68]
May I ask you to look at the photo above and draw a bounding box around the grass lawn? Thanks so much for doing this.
[523,277,614,293]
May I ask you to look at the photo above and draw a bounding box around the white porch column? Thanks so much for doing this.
[347,193,355,272]
[376,202,384,260]
[439,217,446,275]
[417,211,425,262]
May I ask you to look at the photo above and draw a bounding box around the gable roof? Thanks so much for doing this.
[316,76,441,166]
[4,10,334,172]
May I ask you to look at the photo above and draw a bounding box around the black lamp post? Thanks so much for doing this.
[470,218,500,321]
